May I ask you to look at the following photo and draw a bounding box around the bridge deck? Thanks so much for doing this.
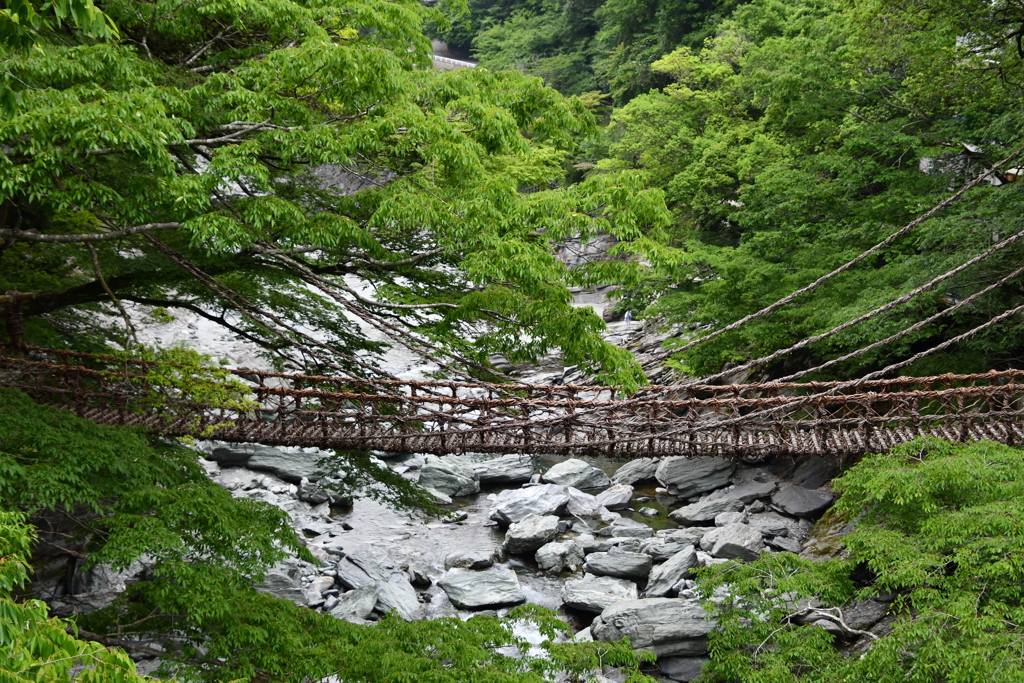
[4,349,1024,459]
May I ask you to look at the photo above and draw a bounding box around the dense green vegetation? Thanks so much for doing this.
[441,0,1024,380]
[697,438,1024,682]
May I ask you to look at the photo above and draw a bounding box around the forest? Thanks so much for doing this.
[2,0,1024,680]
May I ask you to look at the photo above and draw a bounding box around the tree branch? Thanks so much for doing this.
[0,223,180,243]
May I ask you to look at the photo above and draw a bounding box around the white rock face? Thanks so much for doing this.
[472,454,535,485]
[700,523,764,561]
[561,574,638,613]
[591,598,716,657]
[542,459,611,489]
[504,514,560,555]
[565,487,603,517]
[419,455,480,497]
[655,456,735,498]
[595,483,634,510]
[488,484,570,524]
[535,539,586,573]
[437,568,526,609]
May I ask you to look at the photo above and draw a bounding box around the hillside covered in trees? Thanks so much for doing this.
[438,0,1024,379]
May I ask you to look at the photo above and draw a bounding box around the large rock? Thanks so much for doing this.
[655,457,735,498]
[790,455,837,489]
[597,517,654,538]
[437,568,526,609]
[701,523,764,561]
[639,538,693,563]
[595,484,634,511]
[542,459,611,489]
[419,455,480,497]
[772,484,834,518]
[747,512,798,537]
[473,454,535,485]
[718,480,777,504]
[565,488,604,517]
[535,540,585,573]
[256,563,308,606]
[591,598,716,657]
[645,545,698,597]
[561,574,639,613]
[248,447,324,482]
[611,458,660,485]
[329,583,380,623]
[584,547,653,581]
[658,656,709,682]
[444,549,494,570]
[488,484,569,524]
[334,548,421,620]
[668,497,743,525]
[658,527,716,546]
[504,514,560,555]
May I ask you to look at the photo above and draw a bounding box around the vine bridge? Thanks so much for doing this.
[4,347,1024,460]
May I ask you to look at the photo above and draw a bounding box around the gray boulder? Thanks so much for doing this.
[444,549,494,570]
[591,598,716,656]
[488,484,569,524]
[765,535,803,553]
[535,539,585,573]
[714,480,777,504]
[578,534,616,553]
[746,511,798,537]
[329,583,380,623]
[669,497,743,525]
[595,483,634,510]
[597,517,654,538]
[772,484,834,518]
[655,457,735,498]
[419,455,480,497]
[658,656,709,682]
[334,549,421,620]
[256,564,308,606]
[248,447,324,482]
[208,444,256,466]
[645,545,698,597]
[701,523,764,561]
[790,455,837,489]
[639,538,693,563]
[658,527,716,546]
[542,459,611,489]
[611,458,660,485]
[565,487,604,517]
[473,454,536,485]
[504,514,560,555]
[561,574,638,613]
[584,547,653,581]
[437,568,526,609]
[715,511,747,526]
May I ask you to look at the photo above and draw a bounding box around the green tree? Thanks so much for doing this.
[0,0,671,389]
[605,0,1024,378]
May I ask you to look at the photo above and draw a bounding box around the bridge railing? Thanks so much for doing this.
[4,346,1024,458]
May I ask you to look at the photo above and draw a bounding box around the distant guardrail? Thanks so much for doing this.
[431,54,477,70]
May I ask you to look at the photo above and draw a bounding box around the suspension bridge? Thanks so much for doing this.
[4,346,1024,461]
